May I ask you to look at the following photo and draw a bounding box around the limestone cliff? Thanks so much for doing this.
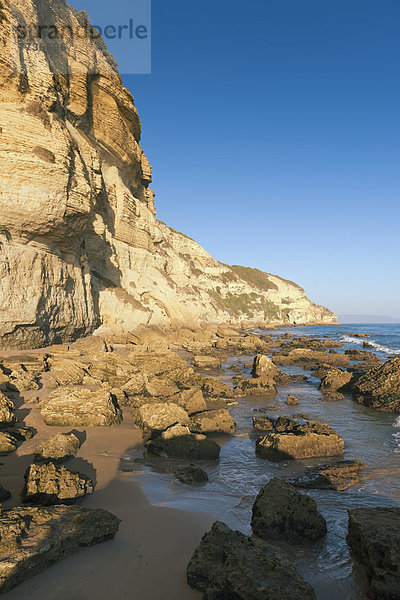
[0,0,337,349]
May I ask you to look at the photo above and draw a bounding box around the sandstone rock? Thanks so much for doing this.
[145,424,220,460]
[190,409,236,434]
[318,368,352,392]
[46,356,90,385]
[22,462,94,505]
[256,420,344,460]
[290,460,365,491]
[0,432,18,455]
[187,521,316,599]
[234,377,277,396]
[144,377,180,397]
[287,395,300,405]
[252,416,274,431]
[0,392,15,425]
[273,349,350,368]
[0,506,120,593]
[34,433,81,463]
[136,403,191,439]
[192,356,221,369]
[345,349,379,362]
[251,478,327,543]
[168,387,207,414]
[352,357,400,412]
[3,425,35,441]
[347,507,400,600]
[42,387,122,426]
[252,354,279,378]
[174,466,208,484]
[200,378,235,399]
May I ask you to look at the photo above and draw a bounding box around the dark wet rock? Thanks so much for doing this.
[0,392,15,426]
[174,465,208,484]
[0,505,120,593]
[145,424,220,460]
[0,484,11,502]
[187,520,316,600]
[136,402,191,439]
[318,368,352,393]
[42,386,123,426]
[290,460,365,491]
[352,357,400,412]
[363,342,373,348]
[287,395,300,405]
[275,416,299,433]
[0,432,18,455]
[252,416,274,431]
[34,433,81,463]
[256,420,344,460]
[290,373,308,382]
[190,409,236,434]
[347,507,400,600]
[22,462,94,505]
[251,478,327,543]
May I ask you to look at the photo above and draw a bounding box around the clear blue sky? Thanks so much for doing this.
[76,0,400,317]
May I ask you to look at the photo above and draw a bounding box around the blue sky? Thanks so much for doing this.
[74,0,400,317]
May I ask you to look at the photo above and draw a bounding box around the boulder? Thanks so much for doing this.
[234,377,277,396]
[3,425,35,441]
[174,466,208,484]
[187,521,316,600]
[252,354,280,378]
[192,356,221,369]
[0,505,120,593]
[200,378,235,399]
[22,462,94,505]
[41,386,123,426]
[290,460,365,491]
[190,409,236,434]
[345,349,379,362]
[34,433,81,463]
[352,357,400,412]
[136,402,191,439]
[0,392,15,425]
[251,478,327,543]
[145,424,220,460]
[46,356,90,385]
[347,507,400,599]
[318,368,352,392]
[168,387,207,414]
[256,420,344,460]
[273,349,350,368]
[0,432,18,455]
[287,395,300,405]
[252,416,274,431]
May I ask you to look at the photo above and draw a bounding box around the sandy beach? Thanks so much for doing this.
[1,403,211,600]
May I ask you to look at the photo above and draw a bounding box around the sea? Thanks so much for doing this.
[125,323,400,599]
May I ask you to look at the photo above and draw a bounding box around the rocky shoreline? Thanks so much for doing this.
[0,325,399,598]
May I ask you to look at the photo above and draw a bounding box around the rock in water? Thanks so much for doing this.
[252,416,274,431]
[145,424,220,460]
[256,419,344,460]
[22,463,94,505]
[41,387,122,426]
[251,478,327,543]
[187,521,316,599]
[190,409,236,434]
[136,403,191,439]
[174,466,208,484]
[291,460,365,491]
[347,508,400,599]
[0,506,120,593]
[352,357,400,412]
[34,432,81,463]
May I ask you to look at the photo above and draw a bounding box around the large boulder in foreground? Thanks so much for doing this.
[190,409,236,434]
[256,420,344,460]
[22,462,94,505]
[145,424,220,460]
[34,432,81,463]
[291,460,365,491]
[347,507,400,600]
[251,478,327,543]
[0,505,120,593]
[187,520,316,600]
[136,402,191,439]
[41,386,123,426]
[352,357,400,412]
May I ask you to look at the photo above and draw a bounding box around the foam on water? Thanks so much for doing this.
[340,335,400,356]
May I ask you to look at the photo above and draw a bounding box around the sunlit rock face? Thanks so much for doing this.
[0,0,337,349]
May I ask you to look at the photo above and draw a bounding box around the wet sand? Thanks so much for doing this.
[1,404,211,600]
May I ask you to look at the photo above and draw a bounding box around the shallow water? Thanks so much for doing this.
[125,324,400,599]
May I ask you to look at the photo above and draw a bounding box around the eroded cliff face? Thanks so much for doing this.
[0,0,337,349]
